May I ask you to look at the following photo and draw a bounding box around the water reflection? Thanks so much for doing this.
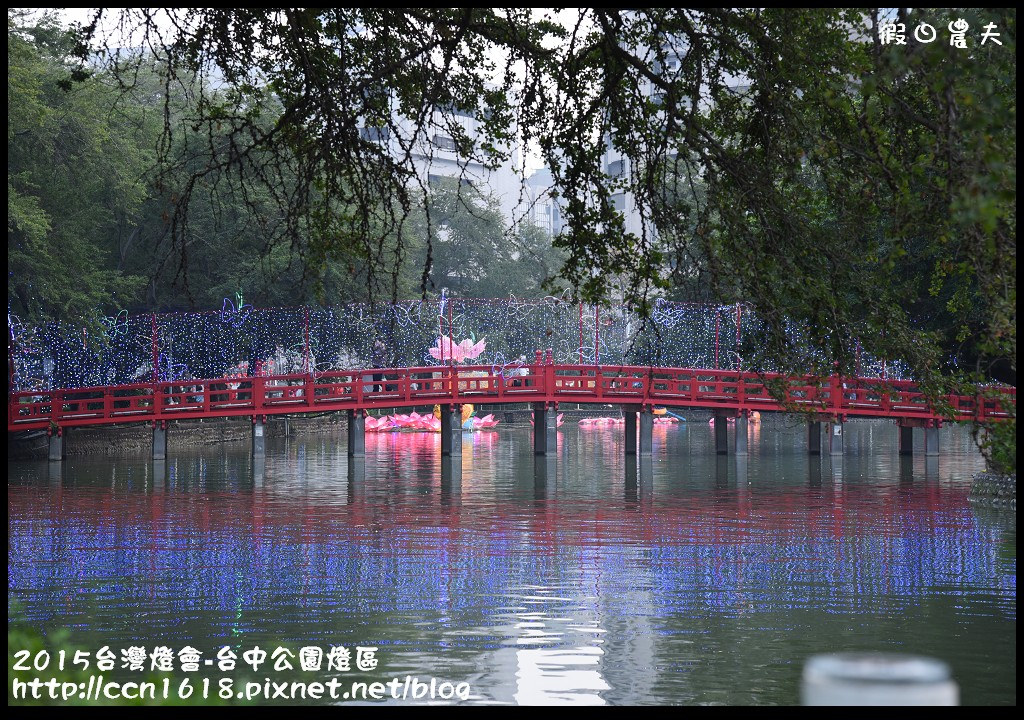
[7,420,1016,705]
[511,583,609,705]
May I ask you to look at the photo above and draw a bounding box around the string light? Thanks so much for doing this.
[8,298,909,392]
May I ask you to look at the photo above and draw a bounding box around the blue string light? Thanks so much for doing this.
[8,298,909,392]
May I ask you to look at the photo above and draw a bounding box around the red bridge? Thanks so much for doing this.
[7,363,1014,430]
[9,353,1014,462]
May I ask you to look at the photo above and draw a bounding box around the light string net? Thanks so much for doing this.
[8,297,907,392]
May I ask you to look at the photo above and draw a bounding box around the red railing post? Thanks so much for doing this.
[831,364,842,415]
[534,350,543,396]
[545,348,554,400]
[255,375,264,412]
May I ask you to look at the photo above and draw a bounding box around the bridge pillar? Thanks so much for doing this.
[639,407,654,455]
[808,421,822,455]
[898,425,914,456]
[735,413,749,456]
[533,402,557,456]
[624,409,638,455]
[347,409,365,458]
[925,425,939,457]
[252,416,265,456]
[625,456,653,502]
[347,457,365,503]
[48,428,65,462]
[827,421,844,456]
[714,411,730,455]
[440,404,462,457]
[153,422,167,461]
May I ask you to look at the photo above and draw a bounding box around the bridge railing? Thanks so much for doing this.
[8,364,1015,431]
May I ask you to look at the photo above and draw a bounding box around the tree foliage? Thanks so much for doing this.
[8,12,149,317]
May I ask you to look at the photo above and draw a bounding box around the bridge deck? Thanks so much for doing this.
[8,364,1014,431]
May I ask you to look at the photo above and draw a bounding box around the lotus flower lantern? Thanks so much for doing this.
[429,336,486,364]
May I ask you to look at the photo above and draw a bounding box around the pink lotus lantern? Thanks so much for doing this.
[429,336,486,364]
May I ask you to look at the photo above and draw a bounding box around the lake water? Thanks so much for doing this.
[8,416,1016,705]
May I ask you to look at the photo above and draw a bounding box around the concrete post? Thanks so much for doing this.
[252,454,265,487]
[626,456,653,500]
[808,421,822,455]
[252,417,265,456]
[347,409,365,458]
[624,409,638,455]
[925,426,939,457]
[153,422,167,460]
[808,458,822,487]
[735,413,749,456]
[898,425,914,456]
[639,407,654,455]
[441,404,462,457]
[441,455,462,498]
[283,417,291,437]
[625,456,638,502]
[48,429,65,462]
[736,455,748,485]
[714,411,729,455]
[533,402,557,456]
[639,457,653,497]
[534,455,556,499]
[48,459,63,484]
[828,422,844,456]
[347,457,365,504]
[899,455,914,484]
[715,455,730,488]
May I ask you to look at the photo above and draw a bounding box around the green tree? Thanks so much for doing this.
[8,11,148,319]
[406,179,566,298]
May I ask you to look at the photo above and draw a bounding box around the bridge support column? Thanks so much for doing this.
[347,409,365,458]
[252,416,265,456]
[899,425,914,456]
[533,402,557,456]
[153,422,167,461]
[441,404,462,457]
[827,421,844,456]
[925,425,939,457]
[735,413,749,456]
[714,411,730,455]
[624,409,637,455]
[48,428,65,462]
[808,421,822,455]
[639,407,653,455]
